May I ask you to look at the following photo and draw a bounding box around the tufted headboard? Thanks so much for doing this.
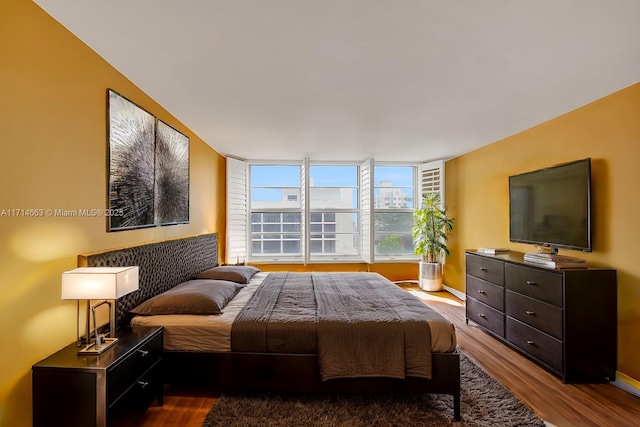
[78,233,218,327]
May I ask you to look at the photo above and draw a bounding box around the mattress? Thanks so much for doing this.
[131,271,457,354]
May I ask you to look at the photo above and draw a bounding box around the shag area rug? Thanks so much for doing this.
[202,354,545,426]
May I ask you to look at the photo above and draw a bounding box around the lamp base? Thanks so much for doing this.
[78,337,118,354]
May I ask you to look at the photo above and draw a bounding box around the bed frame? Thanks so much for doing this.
[79,233,461,421]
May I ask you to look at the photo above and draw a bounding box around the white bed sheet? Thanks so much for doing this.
[131,272,456,353]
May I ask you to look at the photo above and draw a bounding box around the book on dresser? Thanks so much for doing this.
[523,252,587,269]
[476,247,510,255]
[465,250,617,384]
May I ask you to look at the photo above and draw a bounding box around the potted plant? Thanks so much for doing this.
[412,192,455,291]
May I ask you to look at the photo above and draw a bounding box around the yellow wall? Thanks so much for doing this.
[445,82,640,382]
[0,1,225,425]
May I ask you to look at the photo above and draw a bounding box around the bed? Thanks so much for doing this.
[79,233,461,421]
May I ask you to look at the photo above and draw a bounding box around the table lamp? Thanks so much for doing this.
[61,266,139,354]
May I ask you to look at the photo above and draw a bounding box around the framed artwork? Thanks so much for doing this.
[108,89,156,231]
[107,89,190,231]
[155,119,190,225]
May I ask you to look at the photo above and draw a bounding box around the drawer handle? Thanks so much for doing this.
[526,340,535,345]
[480,268,488,271]
[477,290,486,295]
[478,313,486,318]
[137,350,149,357]
[526,310,535,315]
[138,381,149,389]
[526,281,536,285]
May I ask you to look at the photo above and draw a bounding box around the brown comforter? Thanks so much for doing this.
[231,272,449,380]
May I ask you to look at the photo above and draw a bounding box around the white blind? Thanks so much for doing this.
[420,159,446,263]
[360,158,375,263]
[420,160,444,203]
[226,157,247,264]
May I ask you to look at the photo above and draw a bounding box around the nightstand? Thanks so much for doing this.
[32,326,163,427]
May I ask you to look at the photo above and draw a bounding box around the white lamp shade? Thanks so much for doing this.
[61,266,139,300]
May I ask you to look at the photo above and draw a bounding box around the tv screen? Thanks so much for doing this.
[509,158,592,252]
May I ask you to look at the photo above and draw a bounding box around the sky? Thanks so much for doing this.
[250,165,414,203]
[251,165,413,187]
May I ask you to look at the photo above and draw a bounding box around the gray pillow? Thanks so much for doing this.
[130,279,243,315]
[196,265,260,284]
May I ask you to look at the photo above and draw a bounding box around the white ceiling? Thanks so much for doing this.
[35,0,640,162]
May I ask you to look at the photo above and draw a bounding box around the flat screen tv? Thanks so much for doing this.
[509,158,592,253]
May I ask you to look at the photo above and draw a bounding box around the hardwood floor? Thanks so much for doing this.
[138,385,219,427]
[137,285,640,427]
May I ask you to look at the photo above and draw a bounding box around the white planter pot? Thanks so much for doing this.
[419,261,443,292]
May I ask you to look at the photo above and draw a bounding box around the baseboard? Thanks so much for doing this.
[614,372,640,398]
[443,284,465,300]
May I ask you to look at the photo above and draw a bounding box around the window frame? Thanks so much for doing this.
[228,158,442,265]
[248,161,304,263]
[373,163,421,261]
[307,162,361,262]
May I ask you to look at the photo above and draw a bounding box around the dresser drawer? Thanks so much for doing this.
[505,263,563,307]
[506,290,563,339]
[467,275,504,311]
[466,254,504,285]
[108,331,163,405]
[467,297,504,337]
[506,317,562,373]
[109,361,162,427]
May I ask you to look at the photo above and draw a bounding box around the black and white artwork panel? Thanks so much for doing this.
[108,89,156,231]
[154,120,190,225]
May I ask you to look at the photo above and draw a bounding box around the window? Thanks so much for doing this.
[226,158,444,264]
[308,165,359,260]
[373,166,417,258]
[249,164,302,261]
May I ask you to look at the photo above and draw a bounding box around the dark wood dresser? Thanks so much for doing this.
[32,326,163,427]
[465,250,617,383]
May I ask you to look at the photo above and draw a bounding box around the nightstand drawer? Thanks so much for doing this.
[506,290,563,339]
[108,330,162,404]
[506,317,562,373]
[505,263,562,307]
[467,297,504,337]
[466,254,504,286]
[109,361,162,427]
[466,275,504,311]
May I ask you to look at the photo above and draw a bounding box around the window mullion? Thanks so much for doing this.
[302,158,309,265]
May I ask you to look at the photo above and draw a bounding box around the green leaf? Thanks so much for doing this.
[412,192,455,262]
